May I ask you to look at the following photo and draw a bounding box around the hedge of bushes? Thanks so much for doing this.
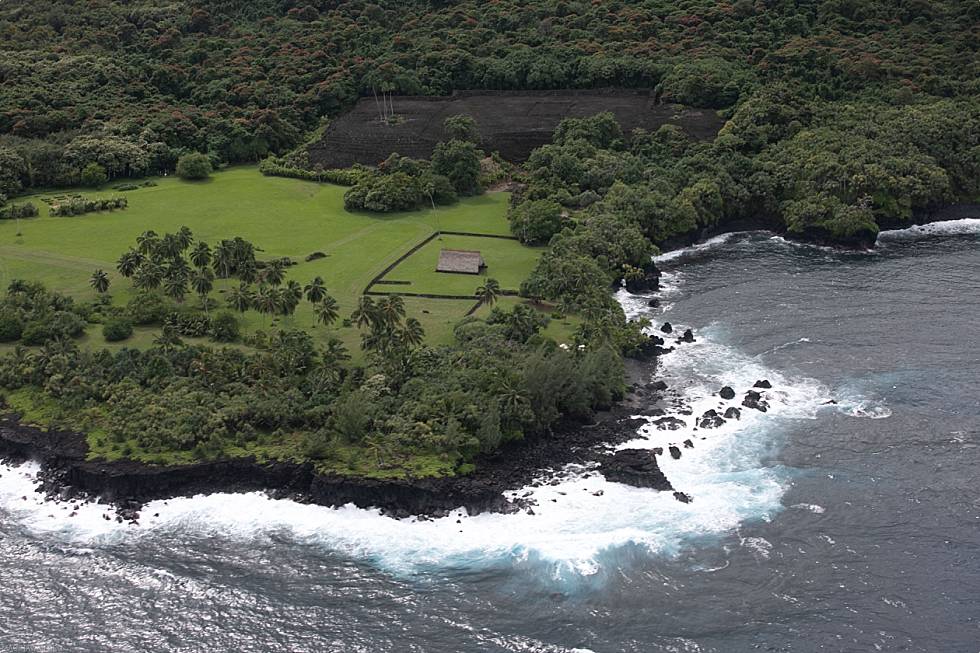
[50,196,128,216]
[259,158,363,186]
[0,202,38,220]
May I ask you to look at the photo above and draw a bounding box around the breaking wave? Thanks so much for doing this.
[0,258,847,579]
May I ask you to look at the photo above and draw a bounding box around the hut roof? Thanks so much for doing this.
[436,249,485,274]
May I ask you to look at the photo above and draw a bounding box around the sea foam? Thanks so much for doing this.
[1,269,839,577]
[877,218,980,242]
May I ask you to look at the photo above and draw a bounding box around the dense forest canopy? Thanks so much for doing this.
[0,0,977,192]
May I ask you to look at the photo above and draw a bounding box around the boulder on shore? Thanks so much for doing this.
[661,322,673,334]
[754,379,772,389]
[719,386,735,400]
[669,445,682,459]
[654,416,686,431]
[599,449,673,491]
[625,270,661,294]
[680,329,695,343]
[723,406,741,420]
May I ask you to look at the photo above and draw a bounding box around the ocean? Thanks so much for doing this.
[2,221,978,652]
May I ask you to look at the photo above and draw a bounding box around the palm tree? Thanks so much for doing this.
[190,242,211,270]
[285,279,303,305]
[166,257,190,279]
[163,272,187,303]
[313,296,340,328]
[227,283,252,314]
[238,260,257,284]
[191,268,215,314]
[158,233,183,260]
[116,249,144,278]
[136,230,159,256]
[153,324,183,351]
[134,261,164,291]
[476,278,501,308]
[376,294,405,327]
[89,269,110,295]
[254,285,280,324]
[212,241,233,278]
[176,225,194,251]
[400,317,425,347]
[351,296,377,329]
[304,276,327,304]
[322,337,351,366]
[261,260,286,287]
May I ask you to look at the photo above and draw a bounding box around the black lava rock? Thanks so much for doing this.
[742,390,769,412]
[680,329,695,343]
[647,298,660,308]
[673,492,692,504]
[599,449,673,491]
[698,409,725,429]
[654,416,686,431]
[754,379,772,389]
[719,386,736,400]
[661,322,673,334]
[723,407,741,420]
[669,445,682,460]
[624,271,661,294]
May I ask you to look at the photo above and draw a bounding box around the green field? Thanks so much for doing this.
[0,166,571,354]
[376,234,543,296]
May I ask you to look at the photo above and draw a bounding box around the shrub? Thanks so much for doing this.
[0,312,23,342]
[49,311,86,339]
[49,196,127,216]
[258,158,363,185]
[127,292,171,325]
[444,114,479,143]
[210,312,240,342]
[165,311,211,337]
[176,152,212,180]
[20,321,51,345]
[103,316,134,342]
[0,202,38,220]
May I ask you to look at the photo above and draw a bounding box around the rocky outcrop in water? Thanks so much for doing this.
[598,449,673,491]
[742,390,769,412]
[719,386,735,400]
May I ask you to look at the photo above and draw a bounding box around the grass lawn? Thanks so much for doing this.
[0,166,575,355]
[376,234,543,296]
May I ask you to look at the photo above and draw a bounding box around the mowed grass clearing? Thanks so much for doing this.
[376,234,543,296]
[0,166,570,354]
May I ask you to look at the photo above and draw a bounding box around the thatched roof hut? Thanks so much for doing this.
[436,249,485,275]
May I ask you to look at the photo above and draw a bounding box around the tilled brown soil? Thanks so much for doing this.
[308,89,723,167]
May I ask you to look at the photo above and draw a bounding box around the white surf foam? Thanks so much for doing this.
[0,275,838,578]
[653,233,746,264]
[877,218,980,242]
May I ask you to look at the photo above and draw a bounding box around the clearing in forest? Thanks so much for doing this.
[0,166,571,354]
[308,89,724,168]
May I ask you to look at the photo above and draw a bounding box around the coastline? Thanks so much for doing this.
[0,361,658,519]
[3,203,976,519]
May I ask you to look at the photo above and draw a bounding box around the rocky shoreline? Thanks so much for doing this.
[4,205,974,522]
[0,360,666,521]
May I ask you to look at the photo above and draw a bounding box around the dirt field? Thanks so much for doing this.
[308,90,723,168]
